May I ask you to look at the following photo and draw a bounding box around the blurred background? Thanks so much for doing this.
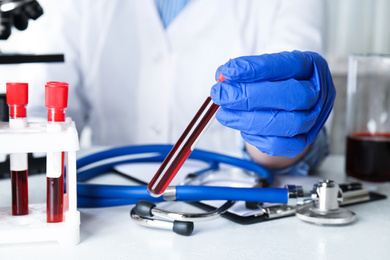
[325,0,390,155]
[1,0,390,155]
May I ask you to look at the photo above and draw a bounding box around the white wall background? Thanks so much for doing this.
[325,0,390,73]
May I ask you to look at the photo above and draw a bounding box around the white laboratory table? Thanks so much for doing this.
[0,154,389,260]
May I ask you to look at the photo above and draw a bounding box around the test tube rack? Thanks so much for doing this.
[0,118,80,246]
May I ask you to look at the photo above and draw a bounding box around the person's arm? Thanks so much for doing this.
[245,142,313,169]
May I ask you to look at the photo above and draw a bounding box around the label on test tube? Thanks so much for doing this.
[9,117,28,128]
[46,152,62,178]
[10,153,28,171]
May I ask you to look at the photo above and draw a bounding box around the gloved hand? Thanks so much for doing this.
[210,51,336,158]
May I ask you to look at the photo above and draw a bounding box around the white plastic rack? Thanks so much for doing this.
[0,118,80,246]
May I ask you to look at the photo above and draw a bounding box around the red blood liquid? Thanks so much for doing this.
[47,152,64,223]
[148,97,220,196]
[11,170,29,215]
[346,132,390,182]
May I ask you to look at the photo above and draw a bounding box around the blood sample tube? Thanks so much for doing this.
[45,81,68,223]
[6,82,29,216]
[147,73,226,197]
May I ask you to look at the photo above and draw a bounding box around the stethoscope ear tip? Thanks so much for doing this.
[131,201,195,236]
[134,200,156,217]
[173,220,194,236]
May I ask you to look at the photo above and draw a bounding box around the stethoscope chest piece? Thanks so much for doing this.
[295,180,356,225]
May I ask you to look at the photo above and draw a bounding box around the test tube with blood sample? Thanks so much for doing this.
[6,82,29,216]
[147,73,226,197]
[45,81,68,223]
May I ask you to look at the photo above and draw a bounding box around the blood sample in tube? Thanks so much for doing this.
[45,81,68,223]
[6,82,29,216]
[147,96,219,196]
[147,73,227,197]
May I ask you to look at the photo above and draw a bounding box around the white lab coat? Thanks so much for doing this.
[19,0,324,156]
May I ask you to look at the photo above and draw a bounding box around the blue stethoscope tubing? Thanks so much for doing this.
[76,144,282,208]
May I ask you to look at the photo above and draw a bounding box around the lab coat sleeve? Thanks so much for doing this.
[263,0,325,54]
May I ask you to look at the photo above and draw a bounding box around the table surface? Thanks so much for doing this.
[0,154,389,260]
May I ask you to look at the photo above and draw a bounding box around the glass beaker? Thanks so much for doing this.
[346,54,390,182]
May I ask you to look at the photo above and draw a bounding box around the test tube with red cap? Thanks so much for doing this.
[45,81,68,223]
[147,73,226,197]
[6,82,29,215]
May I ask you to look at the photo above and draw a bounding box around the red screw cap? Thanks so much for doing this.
[6,82,28,118]
[45,82,69,122]
[6,82,28,105]
[45,81,69,109]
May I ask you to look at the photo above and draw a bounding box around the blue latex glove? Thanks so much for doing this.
[210,51,336,158]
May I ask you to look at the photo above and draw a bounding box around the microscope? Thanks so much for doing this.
[0,0,43,40]
[0,0,63,63]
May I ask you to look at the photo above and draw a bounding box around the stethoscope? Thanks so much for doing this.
[76,144,275,206]
[77,144,358,236]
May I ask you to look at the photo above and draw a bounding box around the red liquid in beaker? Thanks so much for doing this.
[11,170,29,215]
[346,132,390,182]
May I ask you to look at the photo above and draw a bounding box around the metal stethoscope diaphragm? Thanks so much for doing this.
[295,179,357,225]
